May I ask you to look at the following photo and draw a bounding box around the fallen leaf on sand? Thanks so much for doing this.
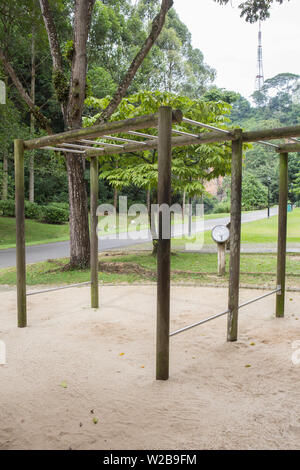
[60,381,67,388]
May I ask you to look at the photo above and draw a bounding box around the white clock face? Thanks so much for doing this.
[211,225,230,243]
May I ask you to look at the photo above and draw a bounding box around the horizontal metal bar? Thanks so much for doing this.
[102,135,148,145]
[127,131,158,139]
[289,137,300,143]
[172,129,199,138]
[183,117,230,134]
[26,281,91,296]
[80,139,124,149]
[59,142,97,150]
[257,140,279,149]
[170,287,281,337]
[24,113,161,150]
[170,308,230,337]
[42,146,86,154]
[238,287,281,309]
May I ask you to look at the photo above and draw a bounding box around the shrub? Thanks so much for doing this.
[48,202,69,211]
[0,199,15,217]
[39,205,69,224]
[242,174,267,211]
[214,201,231,214]
[203,194,218,214]
[25,201,42,220]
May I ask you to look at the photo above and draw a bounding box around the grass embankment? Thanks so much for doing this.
[172,208,300,247]
[0,212,231,250]
[1,251,300,289]
[3,207,295,251]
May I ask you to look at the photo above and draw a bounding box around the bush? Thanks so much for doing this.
[214,201,231,214]
[39,205,69,224]
[48,202,69,211]
[203,194,219,214]
[0,199,15,217]
[25,201,42,220]
[242,174,267,211]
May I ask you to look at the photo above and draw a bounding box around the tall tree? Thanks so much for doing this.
[0,0,174,267]
[214,1,289,22]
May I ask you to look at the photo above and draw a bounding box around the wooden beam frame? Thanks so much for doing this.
[227,130,243,342]
[276,143,300,153]
[156,106,173,380]
[15,139,27,327]
[90,157,99,309]
[85,130,237,158]
[24,110,183,151]
[242,124,300,143]
[276,153,288,318]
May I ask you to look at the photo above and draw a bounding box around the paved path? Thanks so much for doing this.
[0,207,279,268]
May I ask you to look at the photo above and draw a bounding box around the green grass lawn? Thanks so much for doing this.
[0,217,70,249]
[0,212,231,250]
[172,208,300,247]
[1,251,300,288]
[1,207,299,250]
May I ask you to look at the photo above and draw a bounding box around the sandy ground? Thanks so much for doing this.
[1,285,300,450]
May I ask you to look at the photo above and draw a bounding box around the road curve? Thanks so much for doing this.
[0,207,278,269]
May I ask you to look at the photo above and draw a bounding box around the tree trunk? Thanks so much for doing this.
[66,153,90,268]
[29,27,36,203]
[2,153,8,200]
[64,0,95,268]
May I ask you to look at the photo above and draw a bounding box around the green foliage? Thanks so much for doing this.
[242,174,267,211]
[214,1,288,23]
[24,201,42,220]
[39,205,69,225]
[0,199,15,217]
[48,202,69,211]
[88,90,233,198]
[214,200,231,213]
[52,69,70,104]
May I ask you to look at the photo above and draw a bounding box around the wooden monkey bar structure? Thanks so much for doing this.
[14,107,300,380]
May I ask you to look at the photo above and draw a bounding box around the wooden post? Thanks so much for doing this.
[156,106,172,381]
[276,152,288,317]
[90,157,99,308]
[217,242,226,276]
[15,139,27,327]
[227,130,243,342]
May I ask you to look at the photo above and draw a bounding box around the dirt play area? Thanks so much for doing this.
[0,284,300,450]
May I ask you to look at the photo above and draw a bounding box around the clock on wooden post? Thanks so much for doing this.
[211,225,230,276]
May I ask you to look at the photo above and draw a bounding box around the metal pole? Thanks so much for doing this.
[90,156,99,308]
[227,130,243,342]
[170,287,280,338]
[276,153,288,317]
[15,139,27,327]
[156,106,172,381]
[188,195,192,237]
[267,180,270,218]
[27,281,91,296]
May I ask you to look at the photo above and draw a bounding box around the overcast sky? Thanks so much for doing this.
[173,0,300,100]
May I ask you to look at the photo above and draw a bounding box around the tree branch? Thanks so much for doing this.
[0,46,52,133]
[95,0,173,124]
[67,0,96,128]
[38,0,63,71]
